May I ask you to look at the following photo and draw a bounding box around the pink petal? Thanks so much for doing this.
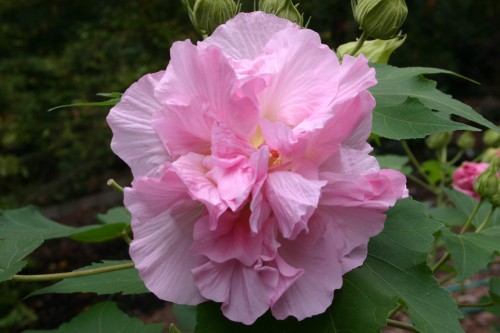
[124,164,191,222]
[335,54,377,103]
[192,260,278,325]
[265,171,326,239]
[257,28,341,128]
[172,153,227,225]
[152,42,262,159]
[192,211,263,266]
[303,91,376,165]
[271,220,343,320]
[129,201,205,304]
[204,11,298,61]
[107,71,168,177]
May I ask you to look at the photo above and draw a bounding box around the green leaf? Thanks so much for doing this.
[441,228,500,281]
[23,301,162,333]
[1,206,132,243]
[173,304,196,332]
[48,93,121,112]
[375,154,412,175]
[69,223,131,243]
[195,199,463,333]
[28,261,149,297]
[443,188,500,228]
[421,160,443,186]
[490,278,500,304]
[371,64,497,134]
[372,97,473,140]
[427,206,465,227]
[196,302,333,333]
[69,207,131,242]
[96,207,131,225]
[0,237,43,282]
[0,206,74,240]
[329,199,462,333]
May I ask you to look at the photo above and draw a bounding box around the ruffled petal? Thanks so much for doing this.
[257,28,341,128]
[204,11,298,61]
[124,164,191,222]
[265,171,326,239]
[107,71,168,177]
[192,260,278,325]
[192,211,263,266]
[271,220,343,320]
[129,201,205,304]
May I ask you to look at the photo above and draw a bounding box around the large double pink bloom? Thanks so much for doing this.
[107,12,407,324]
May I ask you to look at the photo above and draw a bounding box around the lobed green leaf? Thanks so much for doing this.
[23,301,162,333]
[371,64,497,139]
[0,237,43,282]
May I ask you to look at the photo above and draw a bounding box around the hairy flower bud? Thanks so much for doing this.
[258,0,303,25]
[456,132,475,150]
[483,129,500,147]
[425,132,452,150]
[473,159,499,199]
[489,185,500,207]
[337,34,406,64]
[191,0,238,36]
[352,0,408,39]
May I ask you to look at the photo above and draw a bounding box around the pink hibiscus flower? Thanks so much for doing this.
[107,12,407,324]
[452,162,489,199]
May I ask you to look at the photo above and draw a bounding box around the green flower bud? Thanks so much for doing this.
[259,0,303,26]
[351,0,408,40]
[481,148,500,163]
[456,132,476,150]
[483,129,500,147]
[259,0,283,13]
[473,159,499,199]
[336,34,406,64]
[488,184,500,207]
[191,0,238,37]
[425,132,452,150]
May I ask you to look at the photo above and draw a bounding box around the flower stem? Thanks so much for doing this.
[433,199,484,273]
[476,206,496,233]
[401,140,437,190]
[457,301,494,308]
[459,199,483,234]
[107,178,124,193]
[349,31,368,56]
[386,319,419,332]
[407,174,439,195]
[12,262,134,282]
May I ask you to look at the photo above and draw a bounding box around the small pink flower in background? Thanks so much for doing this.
[453,162,489,199]
[107,12,407,324]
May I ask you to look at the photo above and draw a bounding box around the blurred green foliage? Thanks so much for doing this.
[0,0,194,207]
[0,0,498,207]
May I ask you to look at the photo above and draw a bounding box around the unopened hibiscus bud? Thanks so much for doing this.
[352,0,408,40]
[337,34,406,64]
[259,0,303,26]
[489,185,500,207]
[425,132,452,150]
[473,159,499,199]
[483,129,500,147]
[191,0,238,36]
[482,148,500,163]
[456,132,475,150]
